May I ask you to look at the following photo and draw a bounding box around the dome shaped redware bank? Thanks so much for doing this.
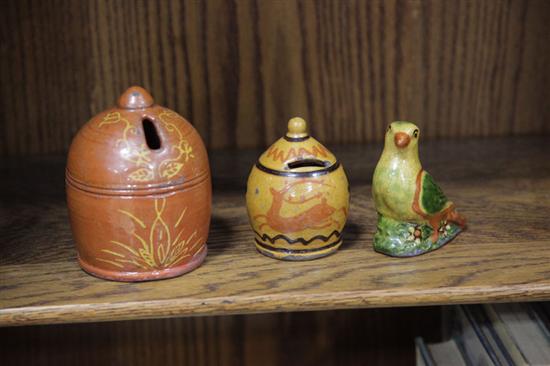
[66,86,211,281]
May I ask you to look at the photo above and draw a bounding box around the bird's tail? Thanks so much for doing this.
[447,208,467,228]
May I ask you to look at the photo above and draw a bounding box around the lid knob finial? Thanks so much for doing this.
[118,86,154,109]
[287,117,308,138]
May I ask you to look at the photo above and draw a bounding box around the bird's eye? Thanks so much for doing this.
[388,125,392,131]
[413,129,419,138]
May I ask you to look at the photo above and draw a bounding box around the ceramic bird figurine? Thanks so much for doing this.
[372,121,466,256]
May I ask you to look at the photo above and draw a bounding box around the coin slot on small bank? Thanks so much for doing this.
[286,159,330,170]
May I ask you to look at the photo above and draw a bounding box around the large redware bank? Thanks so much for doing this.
[66,86,211,282]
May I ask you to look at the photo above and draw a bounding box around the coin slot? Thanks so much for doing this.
[142,118,161,150]
[286,159,330,170]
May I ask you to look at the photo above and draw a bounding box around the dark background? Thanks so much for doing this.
[1,0,548,156]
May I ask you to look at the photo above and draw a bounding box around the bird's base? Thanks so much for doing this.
[373,214,462,257]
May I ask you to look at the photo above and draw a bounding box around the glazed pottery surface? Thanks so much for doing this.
[66,86,211,281]
[246,117,349,261]
[372,121,466,257]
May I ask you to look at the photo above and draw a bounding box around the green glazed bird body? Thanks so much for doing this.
[372,121,466,257]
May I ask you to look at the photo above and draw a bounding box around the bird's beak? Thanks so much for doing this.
[394,132,410,148]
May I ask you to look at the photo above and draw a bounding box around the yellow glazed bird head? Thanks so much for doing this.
[384,121,420,156]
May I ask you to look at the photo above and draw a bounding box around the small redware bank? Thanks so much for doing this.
[66,86,211,281]
[246,117,350,261]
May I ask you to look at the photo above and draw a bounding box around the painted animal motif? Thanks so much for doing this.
[254,179,346,234]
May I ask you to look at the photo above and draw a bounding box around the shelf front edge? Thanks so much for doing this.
[2,283,550,326]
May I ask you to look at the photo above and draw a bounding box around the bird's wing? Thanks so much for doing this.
[418,171,448,215]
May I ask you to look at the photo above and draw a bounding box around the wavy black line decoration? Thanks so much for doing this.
[253,229,341,246]
[255,238,342,253]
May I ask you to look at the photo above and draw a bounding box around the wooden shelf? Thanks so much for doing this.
[1,137,549,326]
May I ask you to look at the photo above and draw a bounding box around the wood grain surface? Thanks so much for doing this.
[0,307,442,366]
[1,137,549,326]
[1,0,549,156]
